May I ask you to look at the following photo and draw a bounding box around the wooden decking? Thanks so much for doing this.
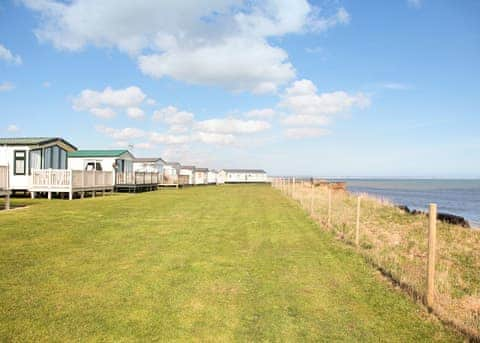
[30,169,114,199]
[158,175,190,188]
[115,172,161,192]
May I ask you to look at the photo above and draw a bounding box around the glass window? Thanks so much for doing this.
[52,146,60,169]
[116,159,124,172]
[43,147,52,168]
[125,160,133,173]
[59,149,67,169]
[14,150,26,175]
[29,149,42,174]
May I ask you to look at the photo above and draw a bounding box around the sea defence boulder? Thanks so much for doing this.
[397,205,471,228]
[311,179,347,191]
[437,212,471,228]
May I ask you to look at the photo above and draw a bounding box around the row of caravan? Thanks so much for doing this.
[0,137,268,200]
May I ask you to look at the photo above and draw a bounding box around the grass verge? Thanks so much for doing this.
[0,185,461,341]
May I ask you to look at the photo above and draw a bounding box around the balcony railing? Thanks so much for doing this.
[30,169,113,191]
[116,172,161,185]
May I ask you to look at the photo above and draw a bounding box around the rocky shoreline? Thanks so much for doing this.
[397,205,471,228]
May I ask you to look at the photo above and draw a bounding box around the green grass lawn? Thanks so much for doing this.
[0,185,460,341]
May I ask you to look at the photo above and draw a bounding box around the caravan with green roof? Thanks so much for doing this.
[68,149,134,176]
[68,150,161,192]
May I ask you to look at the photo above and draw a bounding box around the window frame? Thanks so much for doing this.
[13,150,27,176]
[28,148,43,175]
[43,146,52,169]
[42,145,68,170]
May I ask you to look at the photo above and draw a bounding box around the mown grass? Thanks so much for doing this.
[0,185,461,341]
[286,181,479,338]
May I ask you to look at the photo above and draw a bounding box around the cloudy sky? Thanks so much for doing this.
[1,0,479,177]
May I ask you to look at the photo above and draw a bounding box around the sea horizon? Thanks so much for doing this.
[273,176,480,180]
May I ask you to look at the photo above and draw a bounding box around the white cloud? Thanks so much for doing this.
[73,86,148,119]
[7,124,19,132]
[382,82,411,90]
[150,132,191,145]
[42,81,52,88]
[407,0,422,9]
[308,7,350,32]
[126,107,145,119]
[73,86,146,111]
[22,0,350,93]
[153,106,194,126]
[90,107,116,119]
[96,125,145,140]
[168,125,190,134]
[195,118,270,134]
[0,44,22,65]
[138,37,295,93]
[0,82,14,92]
[280,79,370,126]
[285,127,330,139]
[305,46,323,54]
[193,132,235,145]
[281,114,330,126]
[132,142,153,150]
[245,108,275,119]
[146,98,156,105]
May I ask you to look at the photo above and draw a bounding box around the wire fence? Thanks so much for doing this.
[272,178,480,339]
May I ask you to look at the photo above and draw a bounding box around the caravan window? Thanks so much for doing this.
[43,145,68,169]
[85,162,103,171]
[52,146,60,169]
[14,150,26,175]
[43,147,52,168]
[116,159,124,172]
[29,149,42,174]
[59,149,67,169]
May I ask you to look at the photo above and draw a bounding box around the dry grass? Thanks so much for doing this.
[274,180,480,338]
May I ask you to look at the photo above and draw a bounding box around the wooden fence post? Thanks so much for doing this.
[427,203,437,308]
[355,196,361,247]
[327,187,332,227]
[292,177,296,198]
[5,193,10,210]
[310,184,314,216]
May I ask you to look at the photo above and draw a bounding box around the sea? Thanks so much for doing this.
[328,179,480,228]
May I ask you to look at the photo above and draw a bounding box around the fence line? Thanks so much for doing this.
[427,203,437,309]
[271,177,479,339]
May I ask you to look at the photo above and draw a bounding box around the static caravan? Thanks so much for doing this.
[207,170,218,184]
[194,168,208,185]
[221,169,268,183]
[68,150,160,192]
[179,165,195,185]
[133,157,165,174]
[163,162,181,185]
[0,137,77,192]
[217,171,225,184]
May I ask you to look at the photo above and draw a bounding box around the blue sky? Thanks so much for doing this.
[0,0,479,177]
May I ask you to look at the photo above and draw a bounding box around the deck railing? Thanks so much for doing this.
[0,165,9,190]
[178,175,189,185]
[30,169,113,190]
[162,174,177,185]
[116,172,161,185]
[31,169,71,190]
[71,170,114,189]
